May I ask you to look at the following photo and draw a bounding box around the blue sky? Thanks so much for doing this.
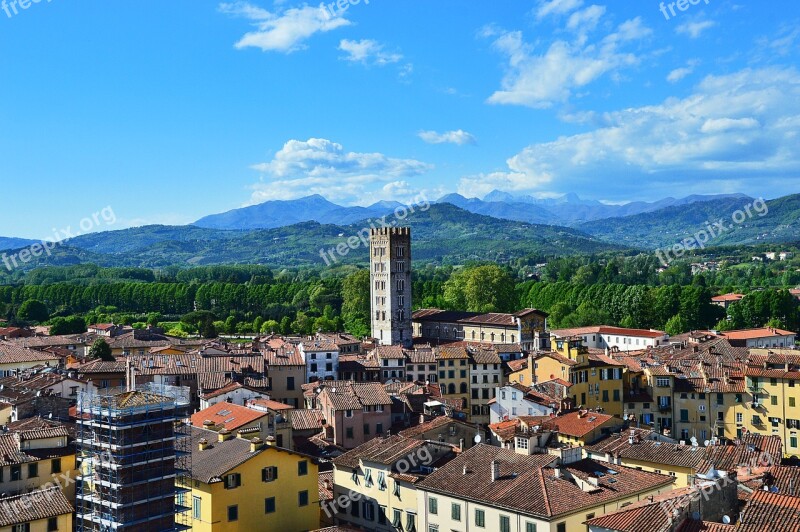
[1,0,799,237]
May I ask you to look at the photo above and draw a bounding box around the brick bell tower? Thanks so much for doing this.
[369,227,412,347]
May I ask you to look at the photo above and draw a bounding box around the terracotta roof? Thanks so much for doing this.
[0,487,73,526]
[721,328,796,340]
[552,326,666,339]
[406,349,436,364]
[540,410,617,438]
[588,433,706,469]
[398,416,477,439]
[0,342,59,365]
[291,409,326,431]
[318,471,334,502]
[737,489,800,531]
[319,382,392,410]
[372,345,406,360]
[333,434,429,469]
[191,402,268,431]
[507,358,528,372]
[488,419,521,442]
[418,445,673,519]
[712,293,745,302]
[468,346,502,364]
[247,398,294,411]
[585,486,697,532]
[435,346,469,360]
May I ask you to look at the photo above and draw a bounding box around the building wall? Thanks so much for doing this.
[266,364,305,408]
[332,464,420,532]
[0,453,77,502]
[469,362,502,424]
[182,445,319,532]
[417,483,674,532]
[0,512,73,532]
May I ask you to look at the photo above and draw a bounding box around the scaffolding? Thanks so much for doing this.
[75,383,192,532]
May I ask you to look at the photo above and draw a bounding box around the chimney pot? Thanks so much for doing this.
[490,460,501,482]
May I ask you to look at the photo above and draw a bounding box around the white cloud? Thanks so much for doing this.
[220,2,350,53]
[676,20,716,39]
[248,138,434,204]
[418,130,477,146]
[219,1,271,19]
[535,0,584,19]
[667,59,700,83]
[566,5,606,33]
[338,39,403,65]
[485,15,650,108]
[461,67,800,200]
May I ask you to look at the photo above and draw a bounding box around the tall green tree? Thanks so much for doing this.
[341,270,370,337]
[17,299,49,323]
[89,339,115,361]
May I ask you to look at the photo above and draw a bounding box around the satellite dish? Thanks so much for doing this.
[704,440,711,447]
[474,435,482,444]
[771,486,780,493]
[722,516,731,524]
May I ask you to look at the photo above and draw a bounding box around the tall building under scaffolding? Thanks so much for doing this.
[75,383,192,531]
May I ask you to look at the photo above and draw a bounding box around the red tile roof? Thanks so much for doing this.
[191,402,268,431]
[721,327,796,340]
[540,410,618,439]
[737,490,800,531]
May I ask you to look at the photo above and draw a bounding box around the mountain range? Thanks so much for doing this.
[194,191,752,230]
[2,191,799,271]
[2,204,625,270]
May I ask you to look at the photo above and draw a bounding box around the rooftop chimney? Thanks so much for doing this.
[490,460,500,482]
[198,438,210,451]
[265,436,277,447]
[218,429,234,442]
[250,437,264,452]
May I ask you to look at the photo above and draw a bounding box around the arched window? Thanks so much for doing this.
[448,383,456,394]
[460,383,468,394]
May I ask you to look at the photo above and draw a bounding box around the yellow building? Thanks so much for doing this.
[180,427,320,532]
[508,352,576,387]
[330,435,457,532]
[0,420,78,502]
[744,367,800,457]
[0,487,73,532]
[570,352,626,417]
[436,346,471,415]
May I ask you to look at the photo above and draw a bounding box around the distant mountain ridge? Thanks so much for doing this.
[11,204,626,270]
[0,237,39,252]
[193,191,753,231]
[579,194,800,249]
[194,195,414,230]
